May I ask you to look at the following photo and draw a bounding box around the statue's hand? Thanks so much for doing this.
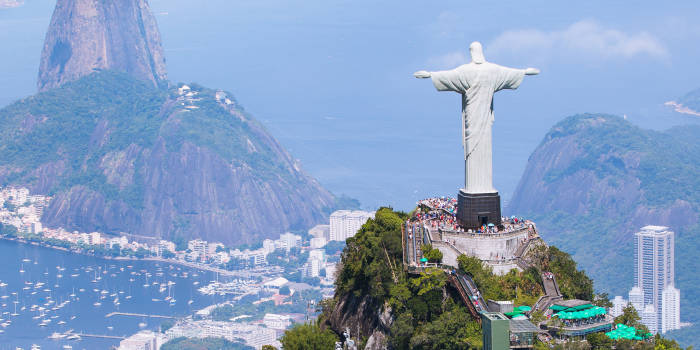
[414,70,431,79]
[525,68,540,75]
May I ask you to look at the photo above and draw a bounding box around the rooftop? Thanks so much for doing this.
[638,225,673,235]
[510,319,540,333]
[551,299,591,309]
[483,312,509,321]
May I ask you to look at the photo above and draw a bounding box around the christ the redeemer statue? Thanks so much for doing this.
[414,41,539,195]
[415,41,538,228]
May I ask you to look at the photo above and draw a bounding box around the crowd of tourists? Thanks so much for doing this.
[418,197,457,215]
[414,197,536,237]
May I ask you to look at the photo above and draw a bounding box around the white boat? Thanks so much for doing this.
[62,346,73,350]
[49,332,66,339]
[93,302,101,307]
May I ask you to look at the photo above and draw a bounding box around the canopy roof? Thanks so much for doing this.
[554,306,606,320]
[605,324,652,340]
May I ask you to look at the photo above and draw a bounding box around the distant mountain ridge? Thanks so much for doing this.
[508,113,700,346]
[38,0,167,91]
[0,71,336,245]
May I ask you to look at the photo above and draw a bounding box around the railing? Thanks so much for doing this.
[440,225,532,239]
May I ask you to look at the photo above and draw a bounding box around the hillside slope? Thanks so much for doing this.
[508,114,700,346]
[0,72,335,244]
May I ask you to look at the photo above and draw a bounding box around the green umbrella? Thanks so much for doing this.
[518,305,532,312]
[420,257,428,262]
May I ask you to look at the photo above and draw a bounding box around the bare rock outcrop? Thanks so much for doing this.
[38,0,167,91]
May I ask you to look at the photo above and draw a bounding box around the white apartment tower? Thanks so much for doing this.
[611,295,628,318]
[329,210,375,242]
[661,285,680,334]
[628,286,644,315]
[633,225,678,333]
[642,304,658,334]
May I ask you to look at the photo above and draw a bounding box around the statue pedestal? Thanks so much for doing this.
[457,190,502,229]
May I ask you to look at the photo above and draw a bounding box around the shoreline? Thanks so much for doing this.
[0,235,248,277]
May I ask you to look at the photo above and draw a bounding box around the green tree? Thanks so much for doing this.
[261,346,277,350]
[280,323,338,350]
[421,244,443,263]
[587,332,613,349]
[593,292,613,309]
[410,268,446,296]
[615,304,642,328]
[335,207,406,303]
[279,285,291,295]
[110,244,121,257]
[409,306,481,350]
[390,312,415,350]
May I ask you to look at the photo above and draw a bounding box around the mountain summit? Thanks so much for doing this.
[0,72,336,245]
[37,0,167,91]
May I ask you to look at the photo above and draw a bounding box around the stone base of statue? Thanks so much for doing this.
[457,190,502,229]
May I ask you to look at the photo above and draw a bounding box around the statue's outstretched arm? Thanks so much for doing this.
[414,71,431,79]
[525,68,540,75]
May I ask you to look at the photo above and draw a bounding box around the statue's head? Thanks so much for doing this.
[469,41,486,64]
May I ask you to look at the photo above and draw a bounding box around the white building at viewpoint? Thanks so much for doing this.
[329,210,375,242]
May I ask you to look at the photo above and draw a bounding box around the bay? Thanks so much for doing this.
[0,239,226,350]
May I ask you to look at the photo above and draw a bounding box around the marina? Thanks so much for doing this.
[0,239,224,349]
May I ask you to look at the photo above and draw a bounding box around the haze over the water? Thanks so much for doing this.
[2,0,700,210]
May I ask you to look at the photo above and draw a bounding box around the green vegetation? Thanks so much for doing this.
[161,337,252,350]
[457,255,543,306]
[526,245,594,300]
[335,207,406,302]
[279,323,339,350]
[519,114,700,347]
[210,304,236,322]
[420,244,443,263]
[329,208,484,349]
[0,70,310,212]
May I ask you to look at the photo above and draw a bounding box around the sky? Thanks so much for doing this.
[1,0,700,211]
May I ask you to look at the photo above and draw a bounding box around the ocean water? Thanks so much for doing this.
[0,239,226,350]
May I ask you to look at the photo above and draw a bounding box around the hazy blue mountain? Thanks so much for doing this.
[0,71,336,245]
[678,88,700,113]
[508,113,700,346]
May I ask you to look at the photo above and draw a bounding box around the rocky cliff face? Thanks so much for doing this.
[508,114,700,294]
[325,294,392,350]
[0,72,335,245]
[38,0,167,91]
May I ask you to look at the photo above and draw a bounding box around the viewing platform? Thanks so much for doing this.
[410,197,542,275]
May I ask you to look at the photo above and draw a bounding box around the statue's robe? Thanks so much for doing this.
[431,62,525,194]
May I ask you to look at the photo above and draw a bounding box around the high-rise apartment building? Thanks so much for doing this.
[642,305,658,334]
[632,225,679,333]
[661,285,680,334]
[611,296,628,318]
[329,210,375,242]
[628,286,644,315]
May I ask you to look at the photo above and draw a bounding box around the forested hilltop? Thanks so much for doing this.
[0,71,336,244]
[278,208,688,350]
[508,114,700,346]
